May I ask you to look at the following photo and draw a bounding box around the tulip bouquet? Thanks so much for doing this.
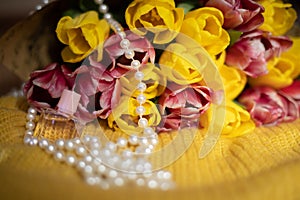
[23,0,299,138]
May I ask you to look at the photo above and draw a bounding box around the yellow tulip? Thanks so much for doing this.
[219,64,247,100]
[108,96,161,134]
[258,0,297,36]
[178,7,230,56]
[200,101,255,137]
[159,43,205,85]
[281,37,300,79]
[248,57,295,89]
[125,0,184,44]
[56,11,109,63]
[120,63,166,99]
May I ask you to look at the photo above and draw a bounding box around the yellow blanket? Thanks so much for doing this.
[1,95,300,200]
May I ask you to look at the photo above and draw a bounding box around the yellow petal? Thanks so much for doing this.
[55,16,73,44]
[248,57,294,89]
[61,47,89,63]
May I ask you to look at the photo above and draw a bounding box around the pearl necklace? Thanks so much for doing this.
[24,106,173,190]
[23,0,174,190]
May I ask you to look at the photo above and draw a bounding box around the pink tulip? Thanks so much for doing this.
[226,30,292,78]
[279,80,300,115]
[157,83,212,132]
[238,86,298,126]
[23,63,75,110]
[92,31,155,78]
[73,65,121,123]
[202,0,264,32]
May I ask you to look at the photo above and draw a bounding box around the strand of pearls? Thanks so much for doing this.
[23,0,175,190]
[24,106,174,190]
[29,0,53,15]
[94,0,158,153]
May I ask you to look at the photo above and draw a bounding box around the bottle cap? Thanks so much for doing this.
[57,89,81,115]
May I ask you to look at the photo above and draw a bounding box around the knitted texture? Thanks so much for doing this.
[0,96,300,200]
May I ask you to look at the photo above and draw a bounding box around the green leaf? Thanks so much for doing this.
[228,30,243,46]
[177,3,195,14]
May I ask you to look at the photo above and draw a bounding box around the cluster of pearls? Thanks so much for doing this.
[24,107,174,190]
[23,0,175,191]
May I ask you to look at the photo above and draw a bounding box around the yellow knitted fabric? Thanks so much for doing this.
[1,95,300,200]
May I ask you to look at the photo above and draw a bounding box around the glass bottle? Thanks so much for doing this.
[33,89,83,142]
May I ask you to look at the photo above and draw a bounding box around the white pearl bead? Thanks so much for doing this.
[122,149,133,158]
[139,137,149,146]
[114,177,124,186]
[134,71,144,80]
[162,171,172,180]
[108,169,118,178]
[92,158,102,166]
[120,159,133,170]
[55,139,65,149]
[91,136,99,143]
[84,155,93,163]
[101,148,111,157]
[29,137,38,146]
[66,154,77,166]
[86,176,98,185]
[136,94,146,104]
[83,135,92,143]
[54,151,64,161]
[148,180,158,189]
[135,163,144,172]
[97,164,106,173]
[76,146,86,156]
[28,107,37,115]
[23,135,32,144]
[77,160,86,170]
[125,50,135,59]
[83,165,93,174]
[136,82,147,92]
[90,141,101,149]
[144,162,152,171]
[65,140,75,151]
[128,134,139,145]
[143,127,155,136]
[136,106,145,115]
[99,4,108,13]
[94,0,103,4]
[73,138,81,145]
[25,130,34,136]
[131,60,141,68]
[118,32,126,39]
[138,118,148,128]
[103,13,112,19]
[46,144,56,154]
[150,138,159,146]
[91,149,100,157]
[26,113,36,121]
[36,5,42,10]
[26,121,35,130]
[39,138,49,148]
[106,142,117,152]
[120,39,130,49]
[136,178,145,186]
[107,155,120,166]
[117,137,128,148]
